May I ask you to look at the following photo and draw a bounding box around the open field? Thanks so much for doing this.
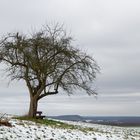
[0,116,140,140]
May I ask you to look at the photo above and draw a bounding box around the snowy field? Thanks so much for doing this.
[0,118,140,140]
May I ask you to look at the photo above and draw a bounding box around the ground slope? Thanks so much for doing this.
[0,118,139,140]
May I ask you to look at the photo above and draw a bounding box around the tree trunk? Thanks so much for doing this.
[28,96,38,118]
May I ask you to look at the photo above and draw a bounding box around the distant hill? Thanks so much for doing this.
[48,115,84,121]
[47,115,140,126]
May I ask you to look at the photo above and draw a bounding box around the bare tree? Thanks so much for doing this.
[0,24,99,118]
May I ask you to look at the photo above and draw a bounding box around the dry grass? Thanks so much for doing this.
[0,113,12,127]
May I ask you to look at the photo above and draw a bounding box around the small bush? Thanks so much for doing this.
[0,113,12,127]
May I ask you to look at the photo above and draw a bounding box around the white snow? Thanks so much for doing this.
[0,117,140,140]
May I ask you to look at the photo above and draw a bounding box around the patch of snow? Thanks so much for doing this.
[0,118,139,140]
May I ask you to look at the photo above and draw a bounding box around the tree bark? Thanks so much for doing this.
[28,96,38,118]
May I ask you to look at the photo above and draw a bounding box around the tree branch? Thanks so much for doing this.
[55,56,87,90]
[38,90,58,100]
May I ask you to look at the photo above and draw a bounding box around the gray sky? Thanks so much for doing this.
[0,0,140,116]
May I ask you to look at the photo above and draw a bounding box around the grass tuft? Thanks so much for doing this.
[13,116,102,133]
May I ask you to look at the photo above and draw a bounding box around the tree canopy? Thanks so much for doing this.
[0,24,99,117]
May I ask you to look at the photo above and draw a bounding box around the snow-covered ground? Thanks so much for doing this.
[0,118,140,140]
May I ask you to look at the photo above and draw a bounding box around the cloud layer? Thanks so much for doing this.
[0,0,140,115]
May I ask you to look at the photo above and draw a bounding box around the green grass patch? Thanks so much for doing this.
[13,116,103,133]
[13,116,79,129]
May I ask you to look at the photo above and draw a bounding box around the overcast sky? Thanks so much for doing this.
[0,0,140,116]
